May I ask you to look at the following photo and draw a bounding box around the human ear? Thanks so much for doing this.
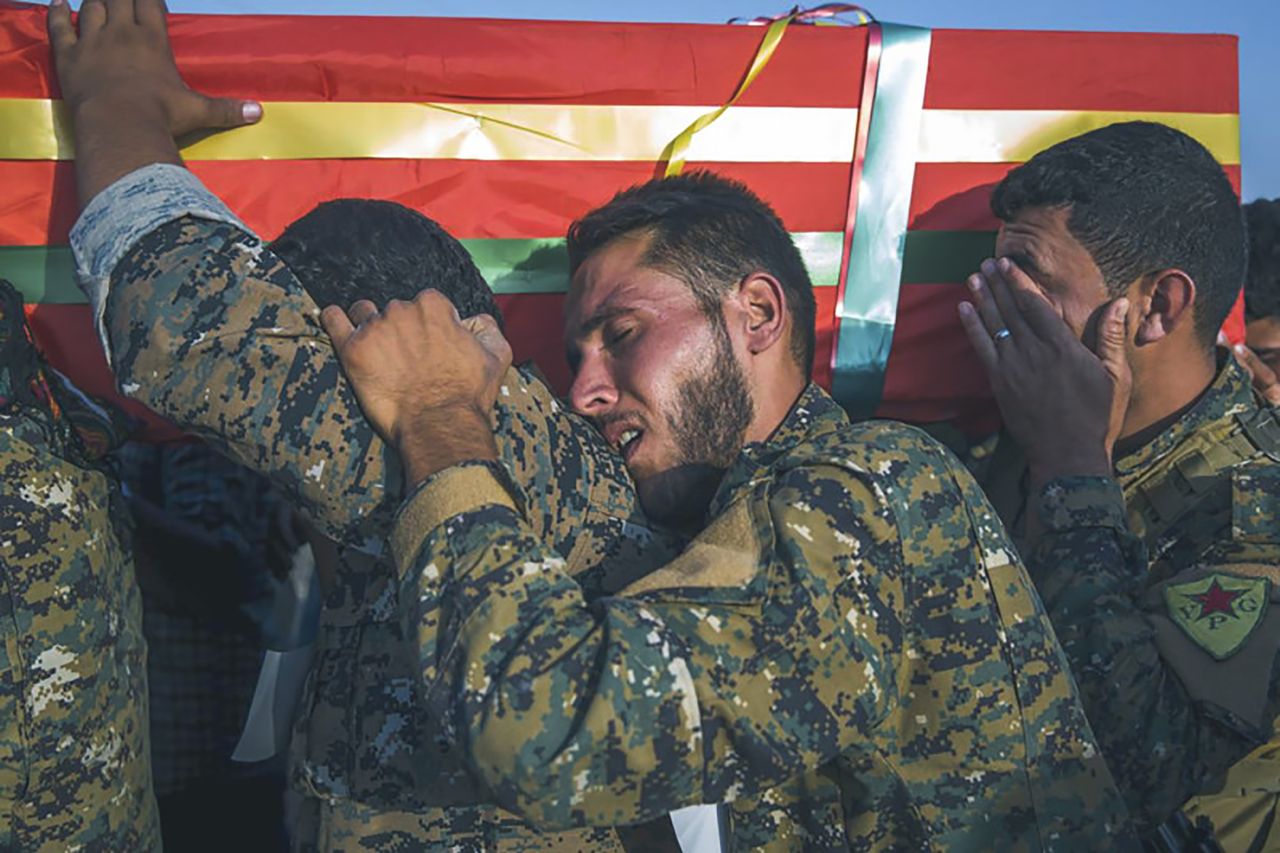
[734,273,788,355]
[1134,270,1195,345]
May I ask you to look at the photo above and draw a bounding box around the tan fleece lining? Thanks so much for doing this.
[391,465,519,573]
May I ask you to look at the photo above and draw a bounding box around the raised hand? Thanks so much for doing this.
[48,0,262,204]
[1231,342,1280,406]
[321,290,513,488]
[958,257,1130,477]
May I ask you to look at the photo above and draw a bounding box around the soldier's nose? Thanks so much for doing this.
[569,358,619,417]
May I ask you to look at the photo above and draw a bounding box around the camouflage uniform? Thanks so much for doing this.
[73,165,676,851]
[0,282,159,851]
[978,357,1280,838]
[386,381,1136,849]
[76,165,1133,849]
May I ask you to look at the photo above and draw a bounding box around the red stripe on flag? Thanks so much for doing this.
[926,30,1238,112]
[0,160,856,245]
[876,283,998,436]
[1,159,1244,245]
[2,4,1237,112]
[1,1,865,107]
[909,163,1019,232]
[909,163,1244,232]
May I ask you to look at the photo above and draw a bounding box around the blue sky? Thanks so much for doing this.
[164,0,1278,201]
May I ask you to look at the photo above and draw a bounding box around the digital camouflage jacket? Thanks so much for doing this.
[0,281,159,851]
[75,166,676,852]
[78,165,1134,851]
[982,359,1280,838]
[387,381,1136,850]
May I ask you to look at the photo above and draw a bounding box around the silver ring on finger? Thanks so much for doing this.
[993,327,1013,343]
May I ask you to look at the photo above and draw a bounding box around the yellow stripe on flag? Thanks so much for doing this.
[0,99,860,163]
[917,109,1240,164]
[0,99,1237,166]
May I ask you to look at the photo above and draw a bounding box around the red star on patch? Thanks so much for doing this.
[1193,580,1243,619]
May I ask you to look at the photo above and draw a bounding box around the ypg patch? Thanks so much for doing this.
[1164,573,1271,660]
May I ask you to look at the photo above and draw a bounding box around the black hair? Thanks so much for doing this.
[566,171,816,373]
[1245,198,1280,322]
[991,121,1246,348]
[269,199,501,326]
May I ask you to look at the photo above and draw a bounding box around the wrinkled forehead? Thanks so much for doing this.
[997,206,1066,248]
[996,207,1092,273]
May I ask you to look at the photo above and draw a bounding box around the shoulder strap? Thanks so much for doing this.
[1238,404,1280,462]
[1127,411,1273,548]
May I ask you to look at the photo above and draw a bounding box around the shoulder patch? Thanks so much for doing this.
[1164,572,1271,660]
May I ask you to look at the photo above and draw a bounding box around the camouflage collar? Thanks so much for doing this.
[1114,355,1255,481]
[710,383,846,514]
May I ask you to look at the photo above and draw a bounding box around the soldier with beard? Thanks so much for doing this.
[52,0,1134,847]
[323,171,1137,849]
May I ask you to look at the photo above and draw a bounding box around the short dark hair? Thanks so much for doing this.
[1245,198,1280,322]
[991,121,1246,348]
[269,199,501,325]
[566,171,816,373]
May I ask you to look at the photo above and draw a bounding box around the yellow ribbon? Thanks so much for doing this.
[660,14,796,177]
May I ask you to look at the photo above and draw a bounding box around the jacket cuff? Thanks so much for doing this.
[390,461,524,574]
[1037,475,1129,532]
[69,164,248,361]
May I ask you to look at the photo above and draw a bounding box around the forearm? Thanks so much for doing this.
[394,466,715,826]
[71,98,183,209]
[108,224,395,545]
[1027,477,1255,829]
[394,406,498,490]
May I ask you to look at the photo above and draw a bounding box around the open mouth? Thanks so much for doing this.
[617,428,643,462]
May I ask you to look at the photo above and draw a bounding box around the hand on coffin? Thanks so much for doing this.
[958,256,1130,482]
[321,290,513,490]
[48,0,262,204]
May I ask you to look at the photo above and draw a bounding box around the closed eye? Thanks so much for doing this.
[1006,252,1042,280]
[605,326,634,348]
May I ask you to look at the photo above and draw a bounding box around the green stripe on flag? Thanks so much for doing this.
[474,231,843,294]
[901,230,996,283]
[468,237,570,295]
[0,245,81,304]
[0,230,989,306]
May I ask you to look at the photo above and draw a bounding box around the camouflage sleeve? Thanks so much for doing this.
[1027,474,1275,831]
[105,217,396,550]
[388,459,904,829]
[70,164,248,359]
